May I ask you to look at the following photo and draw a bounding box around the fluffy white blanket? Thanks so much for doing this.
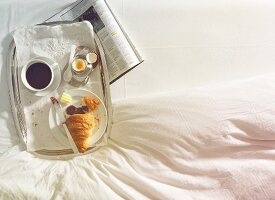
[1,74,275,199]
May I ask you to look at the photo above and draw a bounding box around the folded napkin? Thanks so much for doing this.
[13,21,98,151]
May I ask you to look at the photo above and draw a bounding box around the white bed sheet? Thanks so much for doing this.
[1,74,275,199]
[110,0,275,100]
[1,0,275,199]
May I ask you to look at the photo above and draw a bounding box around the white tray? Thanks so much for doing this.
[7,22,112,159]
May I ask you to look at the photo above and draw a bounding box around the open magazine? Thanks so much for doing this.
[46,0,143,84]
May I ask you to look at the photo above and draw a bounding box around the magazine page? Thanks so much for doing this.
[46,0,143,83]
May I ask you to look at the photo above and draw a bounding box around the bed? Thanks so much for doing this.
[1,0,275,199]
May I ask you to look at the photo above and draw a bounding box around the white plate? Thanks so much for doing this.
[49,89,108,148]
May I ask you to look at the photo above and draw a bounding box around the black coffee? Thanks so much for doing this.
[26,62,52,89]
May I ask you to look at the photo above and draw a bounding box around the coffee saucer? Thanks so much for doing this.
[20,63,61,97]
[20,56,61,97]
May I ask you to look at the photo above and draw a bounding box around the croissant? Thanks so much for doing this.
[83,96,100,112]
[66,113,95,153]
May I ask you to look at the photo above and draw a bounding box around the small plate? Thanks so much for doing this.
[49,89,108,148]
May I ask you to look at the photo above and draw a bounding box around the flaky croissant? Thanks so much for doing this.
[66,113,95,153]
[83,96,100,112]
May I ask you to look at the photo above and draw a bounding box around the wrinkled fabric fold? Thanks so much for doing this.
[1,74,275,199]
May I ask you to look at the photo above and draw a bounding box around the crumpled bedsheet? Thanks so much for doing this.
[1,74,275,199]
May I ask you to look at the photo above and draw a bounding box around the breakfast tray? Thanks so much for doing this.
[7,22,112,159]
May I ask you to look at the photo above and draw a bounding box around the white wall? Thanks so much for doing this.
[108,0,275,100]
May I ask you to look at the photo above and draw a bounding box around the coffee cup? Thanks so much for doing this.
[21,57,57,92]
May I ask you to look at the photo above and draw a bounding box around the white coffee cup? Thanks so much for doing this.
[21,57,57,92]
